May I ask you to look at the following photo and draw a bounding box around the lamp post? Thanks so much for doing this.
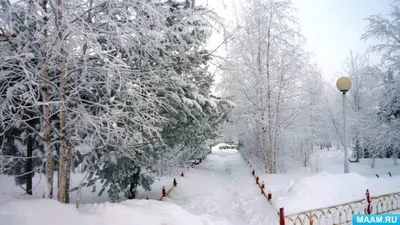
[336,77,352,173]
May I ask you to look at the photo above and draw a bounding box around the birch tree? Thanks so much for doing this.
[55,0,71,203]
[287,64,326,169]
[1,0,230,203]
[218,0,311,173]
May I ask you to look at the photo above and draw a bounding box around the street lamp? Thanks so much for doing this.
[336,77,352,173]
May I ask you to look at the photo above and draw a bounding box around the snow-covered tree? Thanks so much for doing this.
[1,0,231,203]
[337,51,380,161]
[217,0,315,173]
[360,1,400,163]
[0,0,47,196]
[284,64,327,170]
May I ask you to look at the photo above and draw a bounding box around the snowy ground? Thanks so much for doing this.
[1,146,400,225]
[0,197,222,225]
[256,148,400,215]
[162,149,278,225]
[0,147,277,225]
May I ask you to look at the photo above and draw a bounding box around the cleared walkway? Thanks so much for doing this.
[164,148,278,225]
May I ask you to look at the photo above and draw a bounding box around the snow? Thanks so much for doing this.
[270,171,400,215]
[256,148,400,215]
[163,148,278,225]
[2,146,400,225]
[0,198,217,225]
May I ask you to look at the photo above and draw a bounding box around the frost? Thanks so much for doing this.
[0,0,231,203]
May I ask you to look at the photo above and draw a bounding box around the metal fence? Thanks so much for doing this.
[279,190,400,225]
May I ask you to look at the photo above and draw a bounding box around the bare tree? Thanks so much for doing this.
[338,51,373,162]
[218,0,311,173]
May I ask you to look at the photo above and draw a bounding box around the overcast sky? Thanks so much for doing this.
[196,0,393,84]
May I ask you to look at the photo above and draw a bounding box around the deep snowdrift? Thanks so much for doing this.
[271,171,400,215]
[0,198,219,225]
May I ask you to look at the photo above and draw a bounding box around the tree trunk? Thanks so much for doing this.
[57,0,71,203]
[255,12,269,174]
[26,134,33,195]
[262,130,269,173]
[355,132,360,162]
[41,0,54,199]
[26,1,35,197]
[125,168,140,199]
[266,13,273,174]
[271,61,285,173]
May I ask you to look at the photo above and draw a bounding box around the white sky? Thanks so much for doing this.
[196,0,393,84]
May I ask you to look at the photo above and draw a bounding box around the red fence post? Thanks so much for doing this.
[252,169,255,176]
[173,178,177,187]
[181,172,184,177]
[162,186,166,197]
[366,189,371,214]
[279,207,285,225]
[268,192,272,201]
[256,176,259,184]
[261,181,265,194]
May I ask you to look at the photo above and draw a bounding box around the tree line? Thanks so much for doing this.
[0,0,234,203]
[218,0,400,172]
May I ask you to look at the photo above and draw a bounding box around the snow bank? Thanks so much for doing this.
[0,198,218,225]
[272,171,400,215]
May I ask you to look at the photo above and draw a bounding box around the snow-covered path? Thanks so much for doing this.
[164,148,279,225]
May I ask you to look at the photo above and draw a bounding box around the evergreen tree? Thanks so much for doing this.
[0,0,44,195]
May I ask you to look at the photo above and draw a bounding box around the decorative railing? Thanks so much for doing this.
[279,190,400,225]
[370,192,400,214]
[234,152,400,225]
